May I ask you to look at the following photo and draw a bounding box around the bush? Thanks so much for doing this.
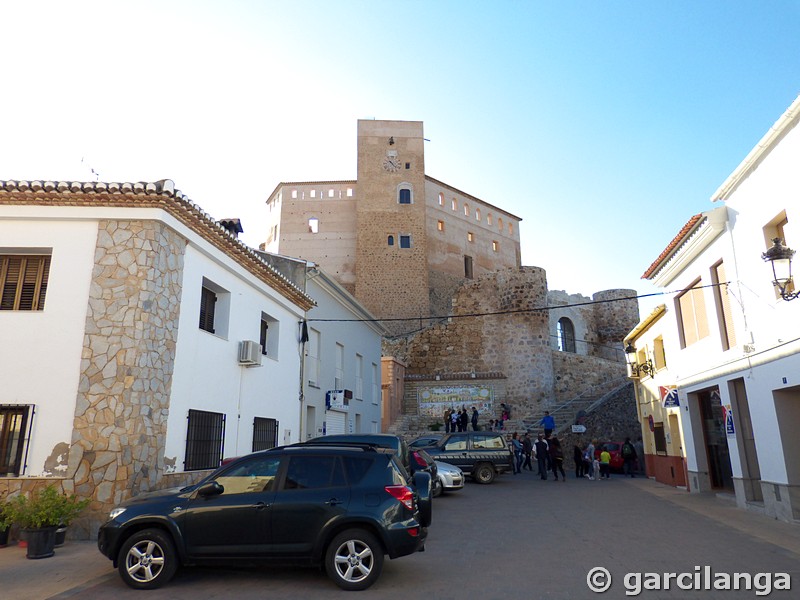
[6,485,89,529]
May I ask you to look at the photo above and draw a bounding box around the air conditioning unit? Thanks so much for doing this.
[238,340,262,366]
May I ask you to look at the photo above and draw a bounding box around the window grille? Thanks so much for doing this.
[252,417,279,452]
[185,409,225,471]
[0,404,32,475]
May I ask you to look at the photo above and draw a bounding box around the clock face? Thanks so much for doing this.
[383,156,400,172]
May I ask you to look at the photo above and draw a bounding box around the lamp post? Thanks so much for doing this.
[624,342,654,378]
[761,238,798,301]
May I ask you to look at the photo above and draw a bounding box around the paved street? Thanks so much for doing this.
[4,472,800,599]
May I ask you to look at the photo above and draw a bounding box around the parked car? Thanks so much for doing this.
[435,461,465,493]
[595,441,625,471]
[98,444,431,591]
[424,431,513,484]
[303,434,437,486]
[409,435,443,449]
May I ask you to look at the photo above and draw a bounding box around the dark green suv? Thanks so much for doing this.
[423,431,513,484]
[98,445,431,591]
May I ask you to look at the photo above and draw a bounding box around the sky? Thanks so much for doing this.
[2,1,800,315]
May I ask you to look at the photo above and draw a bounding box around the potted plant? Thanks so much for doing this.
[5,486,89,559]
[0,494,12,547]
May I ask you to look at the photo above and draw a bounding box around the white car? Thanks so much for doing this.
[435,460,465,494]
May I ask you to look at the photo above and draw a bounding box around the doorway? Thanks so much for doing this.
[698,387,733,492]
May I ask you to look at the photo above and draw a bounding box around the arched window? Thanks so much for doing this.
[451,198,457,211]
[557,318,576,353]
[498,217,503,231]
[475,208,481,221]
[464,203,470,217]
[388,235,394,246]
[438,192,444,206]
[487,213,493,226]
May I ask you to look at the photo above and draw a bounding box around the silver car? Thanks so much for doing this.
[435,460,464,493]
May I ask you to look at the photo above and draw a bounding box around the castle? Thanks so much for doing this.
[264,120,639,431]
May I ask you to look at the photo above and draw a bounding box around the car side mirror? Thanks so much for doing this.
[197,481,224,498]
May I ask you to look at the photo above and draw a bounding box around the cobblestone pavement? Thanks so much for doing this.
[3,471,799,599]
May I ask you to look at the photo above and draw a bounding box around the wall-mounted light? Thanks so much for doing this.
[624,342,654,378]
[762,238,798,301]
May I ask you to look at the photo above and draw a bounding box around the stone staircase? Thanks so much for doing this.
[389,377,631,442]
[520,377,631,436]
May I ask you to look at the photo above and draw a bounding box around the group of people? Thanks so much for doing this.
[443,406,479,433]
[509,432,643,482]
[509,431,567,481]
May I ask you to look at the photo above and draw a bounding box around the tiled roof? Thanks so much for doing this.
[0,179,315,311]
[641,213,704,280]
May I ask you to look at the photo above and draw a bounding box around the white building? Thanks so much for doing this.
[303,267,387,438]
[0,179,313,536]
[636,95,800,522]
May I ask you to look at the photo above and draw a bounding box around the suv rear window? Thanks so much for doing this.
[473,434,505,449]
[389,457,409,485]
[342,456,373,484]
[283,456,346,490]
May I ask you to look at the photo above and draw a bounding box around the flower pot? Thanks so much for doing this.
[0,526,10,547]
[55,526,67,547]
[22,527,57,559]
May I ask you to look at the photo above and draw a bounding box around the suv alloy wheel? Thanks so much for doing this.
[325,528,385,591]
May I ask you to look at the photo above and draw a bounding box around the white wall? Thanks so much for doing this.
[304,272,383,438]
[166,242,305,467]
[0,216,97,475]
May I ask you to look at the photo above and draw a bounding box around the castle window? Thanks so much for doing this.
[291,190,297,199]
[464,255,474,279]
[467,232,474,243]
[398,188,412,204]
[347,188,354,197]
[487,213,493,226]
[308,217,319,234]
[492,240,499,252]
[498,217,503,231]
[508,223,513,236]
[451,199,457,211]
[388,235,394,246]
[310,189,316,198]
[464,203,470,217]
[438,192,444,206]
[557,318,576,353]
[405,163,410,169]
[400,235,411,249]
[328,189,335,198]
[437,220,445,232]
[475,208,481,221]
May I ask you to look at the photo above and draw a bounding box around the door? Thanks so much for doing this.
[433,434,470,470]
[698,388,733,492]
[269,455,350,555]
[183,454,280,557]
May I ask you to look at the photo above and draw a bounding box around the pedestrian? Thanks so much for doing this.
[539,411,555,438]
[534,433,549,480]
[599,446,611,479]
[511,432,524,474]
[486,419,494,431]
[573,444,586,478]
[548,435,566,482]
[622,437,637,478]
[444,408,452,433]
[450,409,459,432]
[585,439,597,480]
[471,406,479,431]
[459,408,469,432]
[522,433,534,471]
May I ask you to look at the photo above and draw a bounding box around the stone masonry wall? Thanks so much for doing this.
[68,219,186,537]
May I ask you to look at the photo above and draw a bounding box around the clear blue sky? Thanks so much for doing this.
[2,1,800,311]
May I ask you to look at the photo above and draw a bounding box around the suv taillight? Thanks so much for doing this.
[411,451,428,468]
[385,485,414,510]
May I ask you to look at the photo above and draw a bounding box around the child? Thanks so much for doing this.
[599,448,611,479]
[592,456,601,481]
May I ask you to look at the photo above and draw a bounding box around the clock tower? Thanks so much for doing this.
[355,120,430,335]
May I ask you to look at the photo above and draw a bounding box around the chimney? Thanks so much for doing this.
[219,218,244,238]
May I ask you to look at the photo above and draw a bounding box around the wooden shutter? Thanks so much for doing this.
[0,255,50,311]
[199,286,216,333]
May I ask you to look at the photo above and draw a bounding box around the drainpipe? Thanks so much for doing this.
[299,319,309,441]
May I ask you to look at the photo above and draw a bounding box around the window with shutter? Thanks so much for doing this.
[0,254,51,311]
[199,286,217,333]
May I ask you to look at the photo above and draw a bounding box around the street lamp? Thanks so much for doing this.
[761,238,798,301]
[624,342,654,378]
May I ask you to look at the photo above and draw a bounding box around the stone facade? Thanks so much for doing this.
[68,219,185,536]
